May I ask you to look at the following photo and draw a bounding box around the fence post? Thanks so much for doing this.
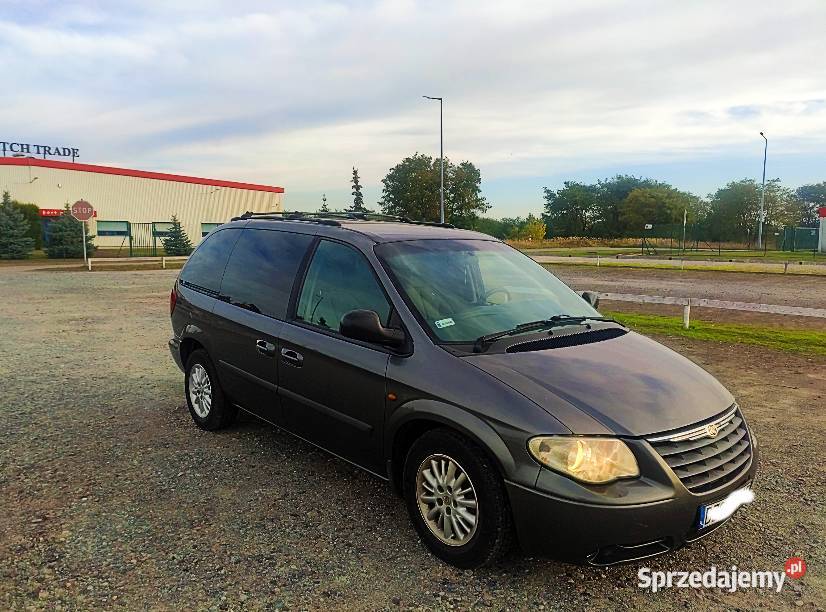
[88,258,92,271]
[784,262,789,274]
[683,299,691,329]
[597,254,600,267]
[162,256,166,269]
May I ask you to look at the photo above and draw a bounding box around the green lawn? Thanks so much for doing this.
[605,310,826,357]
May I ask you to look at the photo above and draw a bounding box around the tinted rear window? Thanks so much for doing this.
[179,228,241,295]
[219,228,314,319]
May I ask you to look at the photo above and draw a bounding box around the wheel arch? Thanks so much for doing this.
[179,336,206,368]
[386,400,516,496]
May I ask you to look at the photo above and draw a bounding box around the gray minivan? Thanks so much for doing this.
[169,212,757,568]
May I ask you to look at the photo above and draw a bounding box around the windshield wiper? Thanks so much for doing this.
[472,315,619,353]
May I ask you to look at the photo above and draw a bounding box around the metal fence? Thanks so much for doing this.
[634,222,822,254]
[780,226,819,252]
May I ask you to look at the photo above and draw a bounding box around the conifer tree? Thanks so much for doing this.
[348,167,368,212]
[45,205,96,259]
[161,215,194,256]
[0,191,35,259]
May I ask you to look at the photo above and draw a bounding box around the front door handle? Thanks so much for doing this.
[280,347,303,367]
[256,339,276,357]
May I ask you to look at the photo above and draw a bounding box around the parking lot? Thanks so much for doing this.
[0,267,823,610]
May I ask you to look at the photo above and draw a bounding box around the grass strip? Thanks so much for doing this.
[603,310,826,357]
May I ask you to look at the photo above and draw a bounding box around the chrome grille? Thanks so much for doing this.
[647,407,752,494]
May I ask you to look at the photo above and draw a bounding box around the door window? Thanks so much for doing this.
[179,228,241,296]
[296,240,391,332]
[219,229,314,319]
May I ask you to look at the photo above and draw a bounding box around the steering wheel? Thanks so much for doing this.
[484,287,512,304]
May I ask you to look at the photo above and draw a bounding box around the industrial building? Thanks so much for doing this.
[0,157,284,254]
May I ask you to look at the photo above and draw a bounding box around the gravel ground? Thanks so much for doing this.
[0,268,823,611]
[550,265,826,309]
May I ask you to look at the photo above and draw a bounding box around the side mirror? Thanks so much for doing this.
[340,309,406,348]
[581,291,600,309]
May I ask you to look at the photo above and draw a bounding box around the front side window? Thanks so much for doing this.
[220,229,314,319]
[376,239,600,343]
[179,228,241,295]
[296,240,391,332]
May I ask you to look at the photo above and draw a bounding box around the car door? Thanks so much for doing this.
[278,239,395,473]
[211,228,315,424]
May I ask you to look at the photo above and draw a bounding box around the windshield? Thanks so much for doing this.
[376,239,601,343]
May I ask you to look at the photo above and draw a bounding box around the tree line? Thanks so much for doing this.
[540,176,824,242]
[336,155,824,244]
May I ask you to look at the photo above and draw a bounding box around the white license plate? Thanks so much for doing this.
[698,485,753,529]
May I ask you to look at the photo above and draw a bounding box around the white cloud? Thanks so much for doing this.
[1,0,824,214]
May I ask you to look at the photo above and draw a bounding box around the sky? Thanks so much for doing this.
[1,0,825,217]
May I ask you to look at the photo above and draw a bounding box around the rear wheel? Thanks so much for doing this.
[403,428,513,568]
[184,349,237,430]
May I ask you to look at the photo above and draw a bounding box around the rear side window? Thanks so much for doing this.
[296,240,391,331]
[219,229,314,319]
[179,228,241,296]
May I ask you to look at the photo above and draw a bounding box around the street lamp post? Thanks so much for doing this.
[423,96,444,224]
[757,131,767,249]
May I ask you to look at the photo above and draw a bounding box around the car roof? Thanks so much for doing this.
[231,215,497,244]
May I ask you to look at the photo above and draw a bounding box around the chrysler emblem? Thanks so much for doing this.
[705,423,720,438]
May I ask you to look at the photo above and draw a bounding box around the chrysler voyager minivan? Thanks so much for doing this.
[169,212,757,568]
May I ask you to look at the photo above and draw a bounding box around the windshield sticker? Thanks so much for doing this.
[434,318,455,329]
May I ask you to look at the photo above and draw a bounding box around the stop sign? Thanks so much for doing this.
[71,200,94,222]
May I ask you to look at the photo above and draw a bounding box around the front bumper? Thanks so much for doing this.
[506,438,758,564]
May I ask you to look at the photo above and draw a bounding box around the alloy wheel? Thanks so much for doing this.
[416,454,479,546]
[188,363,212,418]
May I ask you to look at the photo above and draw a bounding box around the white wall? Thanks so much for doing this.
[0,163,283,249]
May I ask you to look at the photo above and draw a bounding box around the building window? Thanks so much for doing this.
[202,222,221,237]
[97,220,129,236]
[153,221,174,238]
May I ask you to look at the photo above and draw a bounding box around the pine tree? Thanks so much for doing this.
[45,205,96,259]
[0,191,35,259]
[162,215,194,256]
[348,167,368,212]
[319,194,329,213]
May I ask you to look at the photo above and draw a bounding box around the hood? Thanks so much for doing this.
[464,330,734,437]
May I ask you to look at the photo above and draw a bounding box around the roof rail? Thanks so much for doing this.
[230,210,456,229]
[230,211,341,226]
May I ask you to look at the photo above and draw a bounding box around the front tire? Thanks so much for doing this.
[184,349,237,430]
[403,428,513,568]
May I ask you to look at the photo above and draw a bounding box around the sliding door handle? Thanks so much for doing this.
[255,339,276,357]
[280,347,303,367]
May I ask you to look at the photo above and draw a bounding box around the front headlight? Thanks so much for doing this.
[528,436,639,484]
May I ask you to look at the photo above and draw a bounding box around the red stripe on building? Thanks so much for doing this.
[0,157,284,193]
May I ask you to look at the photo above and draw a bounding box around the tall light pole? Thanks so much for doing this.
[757,131,767,249]
[423,95,444,224]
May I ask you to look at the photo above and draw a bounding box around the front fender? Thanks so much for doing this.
[385,399,540,489]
